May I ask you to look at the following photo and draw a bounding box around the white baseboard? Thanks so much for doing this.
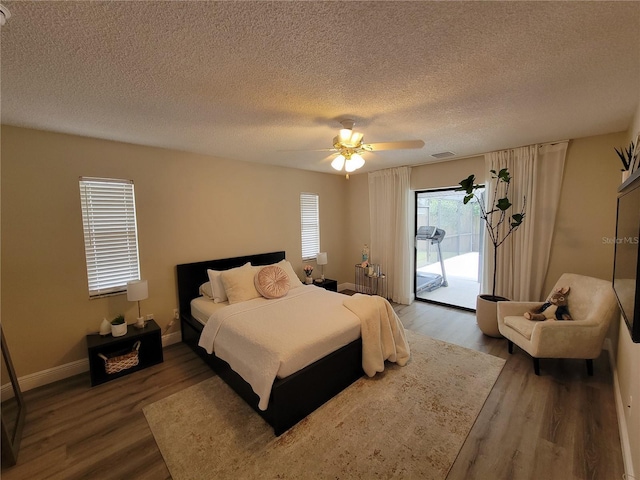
[338,282,355,292]
[2,357,89,399]
[162,331,182,347]
[606,339,635,478]
[1,332,183,397]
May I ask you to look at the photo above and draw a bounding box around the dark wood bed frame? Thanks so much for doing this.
[176,251,364,436]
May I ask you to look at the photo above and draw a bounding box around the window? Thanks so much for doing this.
[79,177,141,298]
[300,192,320,261]
[414,187,483,310]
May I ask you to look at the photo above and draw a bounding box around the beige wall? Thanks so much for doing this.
[544,132,626,293]
[616,96,640,476]
[344,172,370,271]
[410,156,484,191]
[1,125,350,377]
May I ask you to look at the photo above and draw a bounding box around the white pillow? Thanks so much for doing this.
[276,260,304,289]
[220,263,261,304]
[199,282,214,299]
[207,268,229,304]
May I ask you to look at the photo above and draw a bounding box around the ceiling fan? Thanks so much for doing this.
[325,119,425,173]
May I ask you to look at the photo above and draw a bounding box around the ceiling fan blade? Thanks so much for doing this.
[366,140,425,151]
[278,147,337,152]
[321,153,339,163]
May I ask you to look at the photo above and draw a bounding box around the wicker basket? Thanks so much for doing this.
[98,341,141,375]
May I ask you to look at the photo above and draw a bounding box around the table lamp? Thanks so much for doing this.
[127,279,148,325]
[316,252,328,281]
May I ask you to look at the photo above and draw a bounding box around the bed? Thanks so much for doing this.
[176,251,364,435]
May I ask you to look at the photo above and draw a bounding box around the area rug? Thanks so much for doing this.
[143,330,505,480]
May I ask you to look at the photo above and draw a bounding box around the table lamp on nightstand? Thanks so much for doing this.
[127,279,148,328]
[316,252,328,281]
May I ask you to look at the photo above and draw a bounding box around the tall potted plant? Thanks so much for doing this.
[458,168,526,336]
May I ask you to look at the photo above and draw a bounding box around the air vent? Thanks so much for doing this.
[431,151,456,159]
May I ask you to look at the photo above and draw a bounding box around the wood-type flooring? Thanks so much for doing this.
[1,299,624,479]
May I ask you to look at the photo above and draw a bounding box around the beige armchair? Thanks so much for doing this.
[497,273,619,375]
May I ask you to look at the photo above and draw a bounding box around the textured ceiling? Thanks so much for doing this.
[1,1,639,174]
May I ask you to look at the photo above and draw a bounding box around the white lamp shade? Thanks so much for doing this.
[316,252,328,265]
[350,132,364,145]
[331,155,346,171]
[350,153,365,170]
[337,129,363,147]
[345,158,358,172]
[338,128,352,143]
[127,280,148,301]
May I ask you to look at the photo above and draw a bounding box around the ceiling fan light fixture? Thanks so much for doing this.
[325,117,421,175]
[331,154,346,171]
[344,158,357,172]
[336,124,364,149]
[344,153,364,173]
[338,129,352,144]
[350,132,364,146]
[350,153,365,170]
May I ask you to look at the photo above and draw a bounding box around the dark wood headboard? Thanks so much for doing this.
[176,251,286,316]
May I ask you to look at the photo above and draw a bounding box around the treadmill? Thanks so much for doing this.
[416,226,448,293]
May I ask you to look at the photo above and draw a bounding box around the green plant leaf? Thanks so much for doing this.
[511,213,524,227]
[457,174,476,194]
[615,144,633,170]
[497,168,511,183]
[496,197,512,211]
[463,194,474,204]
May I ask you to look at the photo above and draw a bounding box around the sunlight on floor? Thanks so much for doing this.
[416,252,480,309]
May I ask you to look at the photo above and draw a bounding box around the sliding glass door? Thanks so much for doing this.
[415,188,483,310]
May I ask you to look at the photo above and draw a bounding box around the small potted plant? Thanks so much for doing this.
[110,314,127,337]
[303,265,314,284]
[614,140,635,172]
[615,139,638,182]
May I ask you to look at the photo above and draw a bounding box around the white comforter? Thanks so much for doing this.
[197,286,361,410]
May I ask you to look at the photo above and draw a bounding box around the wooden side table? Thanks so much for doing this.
[314,278,338,292]
[86,319,163,386]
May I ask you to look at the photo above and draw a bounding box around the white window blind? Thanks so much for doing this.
[300,192,320,261]
[79,177,141,298]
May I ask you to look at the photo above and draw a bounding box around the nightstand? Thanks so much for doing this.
[314,278,338,292]
[86,319,163,386]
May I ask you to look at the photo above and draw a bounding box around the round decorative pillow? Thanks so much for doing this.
[254,265,291,299]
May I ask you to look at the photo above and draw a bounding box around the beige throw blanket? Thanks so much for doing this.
[343,294,411,377]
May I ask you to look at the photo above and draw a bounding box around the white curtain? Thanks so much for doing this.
[368,167,412,304]
[483,142,568,301]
